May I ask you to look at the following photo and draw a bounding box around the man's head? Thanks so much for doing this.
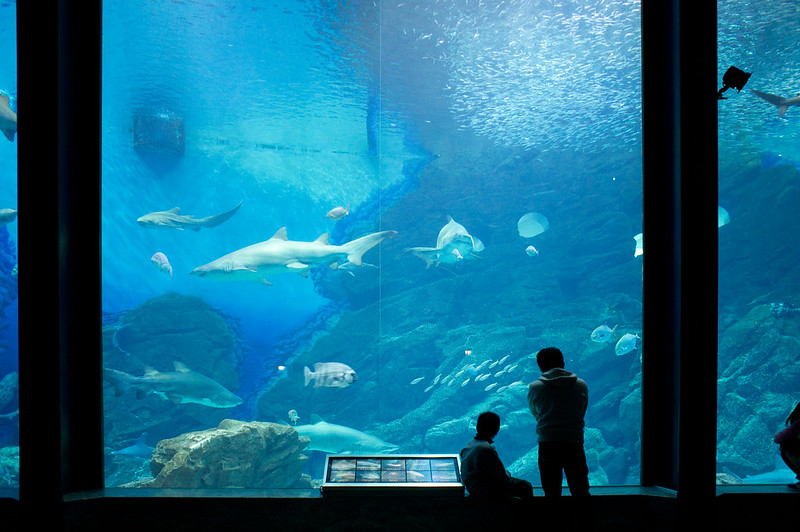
[476,411,501,440]
[536,347,565,372]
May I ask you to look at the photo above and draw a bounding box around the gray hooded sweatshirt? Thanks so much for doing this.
[527,368,588,443]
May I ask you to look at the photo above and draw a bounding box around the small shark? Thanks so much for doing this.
[294,415,399,454]
[751,89,800,118]
[405,215,484,268]
[137,200,242,231]
[111,432,155,460]
[0,94,16,142]
[103,362,243,408]
[190,227,397,284]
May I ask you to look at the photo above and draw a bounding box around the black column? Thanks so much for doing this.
[17,0,103,525]
[56,0,103,495]
[641,0,718,524]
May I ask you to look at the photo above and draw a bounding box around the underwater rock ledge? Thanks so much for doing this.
[128,419,312,489]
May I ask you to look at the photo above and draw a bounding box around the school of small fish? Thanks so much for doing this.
[407,353,526,398]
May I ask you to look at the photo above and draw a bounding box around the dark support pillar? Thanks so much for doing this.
[641,0,680,492]
[57,0,104,495]
[17,0,62,526]
[18,0,103,525]
[676,0,718,525]
[641,0,717,525]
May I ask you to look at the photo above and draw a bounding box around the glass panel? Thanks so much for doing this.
[0,1,18,495]
[717,1,800,488]
[103,1,642,490]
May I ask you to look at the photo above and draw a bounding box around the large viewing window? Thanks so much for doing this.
[102,1,643,490]
[0,2,18,497]
[717,1,800,487]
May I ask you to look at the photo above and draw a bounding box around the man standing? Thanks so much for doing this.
[460,411,533,499]
[527,347,590,498]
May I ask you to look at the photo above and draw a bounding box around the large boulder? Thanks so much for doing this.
[146,419,311,489]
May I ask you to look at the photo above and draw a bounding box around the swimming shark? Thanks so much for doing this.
[190,227,397,284]
[751,89,800,118]
[0,94,16,142]
[137,200,242,231]
[405,215,484,268]
[294,415,399,454]
[111,432,155,460]
[103,362,243,408]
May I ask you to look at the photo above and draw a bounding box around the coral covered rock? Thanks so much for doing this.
[146,419,311,489]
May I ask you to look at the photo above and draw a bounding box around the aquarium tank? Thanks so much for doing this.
[716,1,800,487]
[0,1,18,494]
[102,0,645,489]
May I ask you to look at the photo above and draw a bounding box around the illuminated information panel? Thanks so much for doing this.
[321,454,464,497]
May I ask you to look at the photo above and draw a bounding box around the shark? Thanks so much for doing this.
[751,89,800,118]
[103,362,243,408]
[293,415,399,454]
[405,215,484,268]
[111,432,155,460]
[137,200,242,231]
[0,94,16,142]
[190,227,397,284]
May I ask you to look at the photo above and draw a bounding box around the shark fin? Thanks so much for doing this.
[310,414,325,424]
[173,361,191,373]
[167,207,181,214]
[1,127,14,142]
[314,233,330,245]
[260,278,273,286]
[270,227,288,241]
[143,366,160,377]
[780,106,788,117]
[329,261,338,270]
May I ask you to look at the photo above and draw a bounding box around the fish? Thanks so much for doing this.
[288,409,300,425]
[190,227,397,284]
[432,374,442,385]
[493,369,506,378]
[103,362,243,408]
[327,204,349,221]
[304,362,357,388]
[111,432,155,460]
[0,372,18,412]
[591,324,617,343]
[615,332,641,356]
[634,233,643,258]
[150,252,173,278]
[497,354,510,365]
[423,384,435,393]
[751,89,800,117]
[525,245,539,257]
[461,378,471,387]
[405,216,483,268]
[0,94,16,142]
[410,377,425,385]
[294,415,399,454]
[505,363,518,373]
[718,206,730,228]
[517,212,549,237]
[137,200,242,231]
[484,383,498,392]
[0,208,17,225]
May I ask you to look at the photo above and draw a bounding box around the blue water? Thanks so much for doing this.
[100,0,646,488]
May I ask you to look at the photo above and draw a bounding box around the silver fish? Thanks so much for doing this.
[591,324,617,343]
[304,362,357,388]
[615,333,640,356]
